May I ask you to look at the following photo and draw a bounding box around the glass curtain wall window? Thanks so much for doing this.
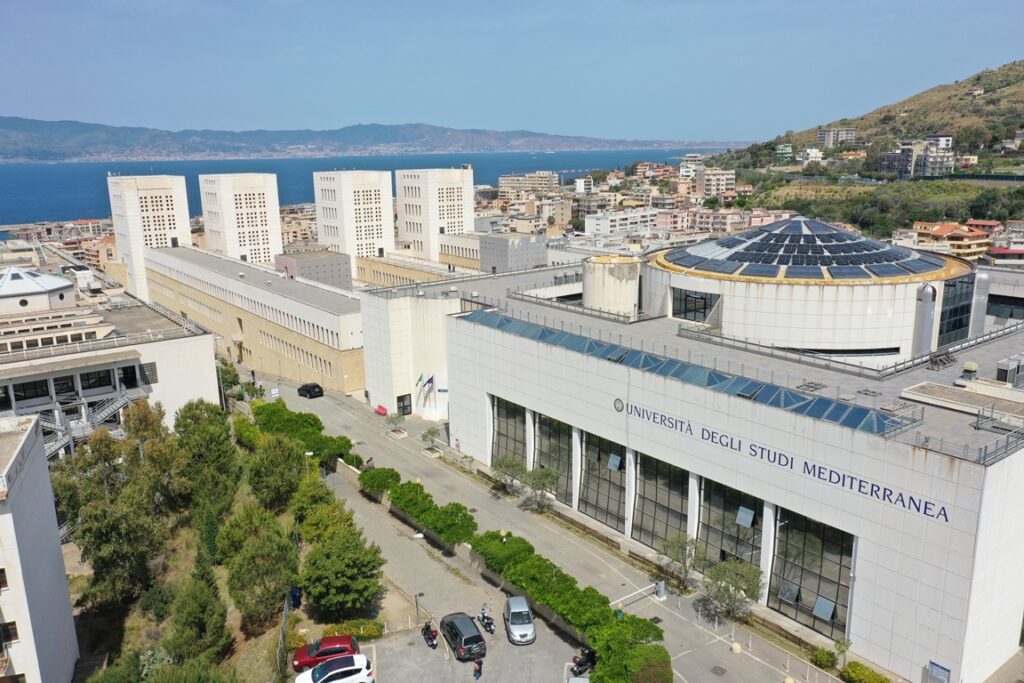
[579,433,626,533]
[632,454,689,549]
[491,396,526,466]
[534,413,573,504]
[671,288,720,322]
[697,478,763,569]
[938,274,975,347]
[767,508,854,639]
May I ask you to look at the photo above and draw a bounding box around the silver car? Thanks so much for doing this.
[503,596,536,645]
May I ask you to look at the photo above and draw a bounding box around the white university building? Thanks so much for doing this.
[107,175,192,301]
[199,173,283,265]
[314,171,395,263]
[0,415,79,682]
[395,167,474,262]
[363,216,1024,683]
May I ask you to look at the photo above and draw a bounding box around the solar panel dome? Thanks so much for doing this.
[659,216,953,281]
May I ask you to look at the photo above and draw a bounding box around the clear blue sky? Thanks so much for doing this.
[2,0,1021,141]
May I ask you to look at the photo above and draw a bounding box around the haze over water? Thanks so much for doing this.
[0,148,718,225]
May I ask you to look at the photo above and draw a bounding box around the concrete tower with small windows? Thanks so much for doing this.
[199,173,283,265]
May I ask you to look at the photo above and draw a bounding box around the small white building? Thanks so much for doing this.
[574,177,594,195]
[584,209,659,237]
[0,415,79,682]
[199,173,283,265]
[796,148,824,165]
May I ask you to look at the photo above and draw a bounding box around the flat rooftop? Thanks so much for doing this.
[149,247,361,316]
[369,263,1024,463]
[0,415,35,475]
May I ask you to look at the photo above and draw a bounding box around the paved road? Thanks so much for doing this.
[267,376,843,683]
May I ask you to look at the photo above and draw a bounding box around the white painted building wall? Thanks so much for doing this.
[446,316,1002,682]
[314,171,395,262]
[107,175,191,301]
[360,293,460,420]
[0,416,79,683]
[199,173,283,264]
[395,168,474,262]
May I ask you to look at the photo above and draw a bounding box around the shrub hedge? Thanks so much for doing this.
[472,531,535,575]
[388,481,477,545]
[840,661,891,683]
[358,468,401,497]
[811,646,838,669]
[388,482,436,520]
[323,619,386,640]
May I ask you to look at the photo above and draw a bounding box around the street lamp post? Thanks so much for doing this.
[412,532,425,621]
[304,451,314,478]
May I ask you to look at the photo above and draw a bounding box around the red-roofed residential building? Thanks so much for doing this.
[965,219,1003,234]
[912,221,991,261]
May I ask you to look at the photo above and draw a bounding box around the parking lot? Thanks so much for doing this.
[373,610,580,682]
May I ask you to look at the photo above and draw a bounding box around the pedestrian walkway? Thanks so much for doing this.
[266,374,847,683]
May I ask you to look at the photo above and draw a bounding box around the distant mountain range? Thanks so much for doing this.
[0,117,741,162]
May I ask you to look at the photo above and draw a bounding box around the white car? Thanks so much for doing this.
[295,654,374,683]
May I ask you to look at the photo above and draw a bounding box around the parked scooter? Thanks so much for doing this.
[421,620,438,649]
[477,604,496,635]
[570,647,597,676]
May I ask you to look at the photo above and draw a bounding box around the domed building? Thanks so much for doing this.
[643,216,985,366]
[0,266,77,315]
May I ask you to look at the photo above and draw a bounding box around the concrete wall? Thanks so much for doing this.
[447,315,993,682]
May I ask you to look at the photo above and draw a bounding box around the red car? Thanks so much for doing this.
[292,635,360,672]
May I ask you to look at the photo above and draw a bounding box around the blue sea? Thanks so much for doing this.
[0,149,719,225]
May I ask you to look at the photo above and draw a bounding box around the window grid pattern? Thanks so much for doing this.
[534,413,573,504]
[697,478,763,569]
[631,454,689,549]
[491,396,526,465]
[671,287,720,322]
[767,508,853,639]
[938,273,975,347]
[578,433,626,533]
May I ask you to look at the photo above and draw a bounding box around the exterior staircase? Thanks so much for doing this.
[1,389,133,459]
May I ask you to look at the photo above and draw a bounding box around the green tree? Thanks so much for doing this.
[300,529,386,620]
[546,214,556,226]
[290,474,334,525]
[420,426,442,449]
[834,637,853,667]
[227,530,298,635]
[703,558,764,617]
[75,494,167,607]
[231,413,262,452]
[384,413,405,432]
[175,400,239,514]
[521,466,559,511]
[702,195,721,209]
[216,503,281,564]
[163,574,232,662]
[248,433,305,512]
[658,532,705,590]
[491,454,526,494]
[299,501,356,545]
[569,218,584,232]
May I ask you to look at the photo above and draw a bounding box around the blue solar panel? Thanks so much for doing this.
[865,263,906,277]
[694,259,742,274]
[667,252,706,268]
[828,265,869,279]
[741,263,780,278]
[899,258,941,274]
[717,237,745,249]
[919,253,945,266]
[785,266,824,279]
[780,223,804,234]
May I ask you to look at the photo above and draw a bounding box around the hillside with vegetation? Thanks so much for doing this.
[711,60,1024,169]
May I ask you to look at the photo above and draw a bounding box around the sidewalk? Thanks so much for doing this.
[265,374,844,683]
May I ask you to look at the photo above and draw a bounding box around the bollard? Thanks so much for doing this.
[729,642,742,654]
[784,678,795,683]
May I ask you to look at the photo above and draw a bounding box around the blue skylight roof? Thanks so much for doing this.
[459,309,911,438]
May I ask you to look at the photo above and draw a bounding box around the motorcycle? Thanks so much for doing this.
[477,604,496,635]
[570,647,597,676]
[421,620,438,649]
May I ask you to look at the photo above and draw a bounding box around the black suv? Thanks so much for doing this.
[298,383,324,399]
[439,612,486,660]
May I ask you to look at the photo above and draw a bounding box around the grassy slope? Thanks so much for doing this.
[786,60,1024,146]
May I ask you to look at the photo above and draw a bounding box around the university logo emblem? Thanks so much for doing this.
[613,398,624,412]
